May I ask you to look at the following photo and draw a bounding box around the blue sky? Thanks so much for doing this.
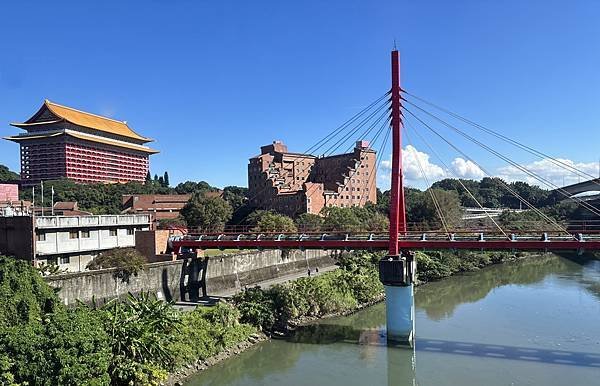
[1,0,599,190]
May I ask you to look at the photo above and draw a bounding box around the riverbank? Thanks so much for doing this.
[170,250,545,385]
[166,332,269,386]
[182,253,600,386]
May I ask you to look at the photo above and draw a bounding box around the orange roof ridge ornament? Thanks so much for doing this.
[12,99,154,143]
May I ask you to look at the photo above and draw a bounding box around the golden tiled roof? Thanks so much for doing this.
[12,100,152,142]
[4,130,159,154]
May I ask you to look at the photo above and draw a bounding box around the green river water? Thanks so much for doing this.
[186,254,600,386]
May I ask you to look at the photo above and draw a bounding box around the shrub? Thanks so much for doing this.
[101,292,181,385]
[0,307,111,386]
[0,256,61,327]
[168,303,255,369]
[232,287,277,331]
[86,248,147,282]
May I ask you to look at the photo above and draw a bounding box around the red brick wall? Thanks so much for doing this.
[0,184,18,202]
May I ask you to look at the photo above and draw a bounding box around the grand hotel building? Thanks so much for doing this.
[5,100,158,185]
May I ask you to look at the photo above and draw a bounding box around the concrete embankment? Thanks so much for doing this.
[46,249,335,305]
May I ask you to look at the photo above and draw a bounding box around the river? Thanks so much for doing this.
[185,254,600,385]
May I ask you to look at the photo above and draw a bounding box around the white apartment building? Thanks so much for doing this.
[0,214,151,272]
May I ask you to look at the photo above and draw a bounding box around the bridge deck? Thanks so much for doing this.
[171,232,600,252]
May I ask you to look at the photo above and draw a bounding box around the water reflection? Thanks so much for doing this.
[186,255,600,386]
[415,254,576,320]
[416,339,600,368]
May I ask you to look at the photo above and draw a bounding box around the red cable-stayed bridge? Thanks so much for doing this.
[171,49,600,342]
[172,50,600,256]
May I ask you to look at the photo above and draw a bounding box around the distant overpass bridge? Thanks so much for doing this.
[555,178,600,198]
[461,207,525,220]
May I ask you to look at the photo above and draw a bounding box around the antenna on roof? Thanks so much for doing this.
[393,39,397,50]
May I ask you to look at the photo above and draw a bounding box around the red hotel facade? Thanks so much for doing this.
[5,100,158,185]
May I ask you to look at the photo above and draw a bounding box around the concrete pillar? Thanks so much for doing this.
[379,252,416,344]
[384,284,415,342]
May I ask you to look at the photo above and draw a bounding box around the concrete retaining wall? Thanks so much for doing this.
[46,249,335,305]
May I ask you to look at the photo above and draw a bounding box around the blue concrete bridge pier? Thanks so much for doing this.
[379,252,417,342]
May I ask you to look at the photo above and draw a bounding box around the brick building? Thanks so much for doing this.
[248,140,377,216]
[0,184,18,202]
[122,194,192,225]
[5,100,158,185]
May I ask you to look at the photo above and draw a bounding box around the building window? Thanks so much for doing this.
[109,229,117,237]
[36,233,46,242]
[69,231,78,239]
[127,228,134,236]
[81,230,90,238]
[59,256,70,265]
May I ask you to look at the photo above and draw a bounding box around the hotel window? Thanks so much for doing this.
[59,256,70,265]
[127,228,134,236]
[36,233,46,242]
[69,231,78,239]
[81,230,90,238]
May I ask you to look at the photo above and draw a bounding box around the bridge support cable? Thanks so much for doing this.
[359,121,392,208]
[236,94,391,227]
[323,121,391,209]
[321,101,391,157]
[300,110,391,208]
[403,126,451,237]
[403,102,600,218]
[401,90,600,186]
[306,115,391,211]
[404,120,509,238]
[286,100,390,206]
[404,108,573,237]
[306,92,390,156]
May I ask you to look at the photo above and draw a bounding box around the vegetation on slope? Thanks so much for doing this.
[0,256,255,386]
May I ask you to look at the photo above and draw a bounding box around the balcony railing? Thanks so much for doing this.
[35,214,151,229]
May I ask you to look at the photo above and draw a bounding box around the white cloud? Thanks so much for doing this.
[379,145,445,186]
[451,158,484,179]
[377,146,597,190]
[496,158,598,188]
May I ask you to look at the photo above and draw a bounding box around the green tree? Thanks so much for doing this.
[180,193,233,231]
[222,186,248,211]
[163,171,170,187]
[0,165,19,182]
[295,213,323,231]
[175,180,216,195]
[145,171,152,183]
[247,211,297,233]
[87,248,147,282]
[0,256,60,327]
[321,206,361,232]
[1,307,112,386]
[407,188,462,230]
